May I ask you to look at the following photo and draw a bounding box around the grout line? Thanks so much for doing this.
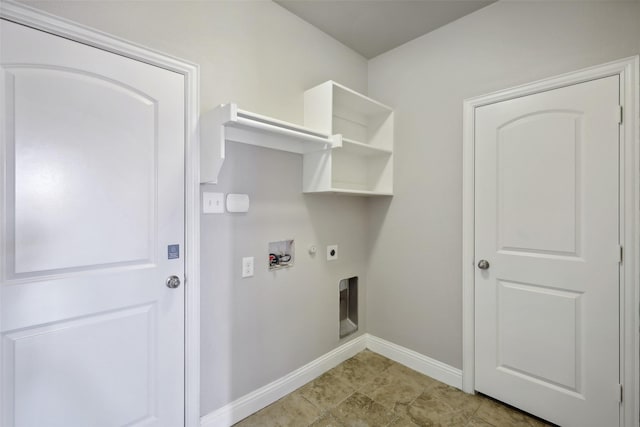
[298,392,323,414]
[334,389,355,408]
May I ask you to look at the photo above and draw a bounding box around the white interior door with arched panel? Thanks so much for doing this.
[473,75,620,427]
[464,58,640,427]
[1,19,185,427]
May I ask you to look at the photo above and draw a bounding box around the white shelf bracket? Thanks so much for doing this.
[200,103,236,184]
[200,103,334,184]
[331,134,343,148]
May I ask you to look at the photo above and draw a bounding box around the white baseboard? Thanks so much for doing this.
[366,335,462,389]
[200,334,367,427]
[200,334,462,427]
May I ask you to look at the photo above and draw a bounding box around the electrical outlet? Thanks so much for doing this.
[327,245,338,261]
[242,257,254,278]
[202,192,224,214]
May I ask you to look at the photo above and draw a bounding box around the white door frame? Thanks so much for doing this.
[462,57,639,427]
[0,1,201,426]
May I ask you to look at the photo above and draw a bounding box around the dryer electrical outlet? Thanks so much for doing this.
[327,245,338,261]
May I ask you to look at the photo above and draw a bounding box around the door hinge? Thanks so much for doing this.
[618,105,623,124]
[619,384,623,403]
[619,245,623,264]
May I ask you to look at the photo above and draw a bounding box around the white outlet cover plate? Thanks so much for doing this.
[242,256,254,278]
[327,245,338,261]
[203,192,224,214]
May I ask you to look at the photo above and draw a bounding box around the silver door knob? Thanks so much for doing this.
[166,275,181,288]
[477,260,490,270]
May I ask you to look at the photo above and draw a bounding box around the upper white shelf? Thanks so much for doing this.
[200,103,335,184]
[332,81,392,117]
[304,80,393,150]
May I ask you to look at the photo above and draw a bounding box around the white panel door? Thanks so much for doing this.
[0,20,185,427]
[474,76,620,427]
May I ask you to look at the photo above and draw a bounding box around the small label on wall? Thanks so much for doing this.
[168,244,180,259]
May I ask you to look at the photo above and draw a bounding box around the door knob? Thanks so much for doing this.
[477,260,490,270]
[166,275,181,288]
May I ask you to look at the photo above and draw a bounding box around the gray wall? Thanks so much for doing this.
[366,1,640,370]
[24,0,369,415]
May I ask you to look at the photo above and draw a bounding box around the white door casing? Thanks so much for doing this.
[474,76,619,426]
[1,19,185,427]
[462,57,640,427]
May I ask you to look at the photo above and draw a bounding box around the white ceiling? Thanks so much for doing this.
[274,0,495,59]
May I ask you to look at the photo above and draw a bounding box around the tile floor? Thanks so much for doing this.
[234,350,554,427]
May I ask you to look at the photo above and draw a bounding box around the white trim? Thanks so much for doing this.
[619,56,639,427]
[461,81,476,396]
[200,334,462,427]
[0,2,202,426]
[366,335,462,389]
[462,56,639,427]
[200,335,368,427]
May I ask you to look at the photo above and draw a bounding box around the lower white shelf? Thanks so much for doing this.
[303,149,393,196]
[340,138,392,157]
[304,188,393,197]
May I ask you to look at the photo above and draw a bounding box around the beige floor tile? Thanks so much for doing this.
[388,415,421,426]
[382,363,439,390]
[299,372,355,410]
[353,349,395,373]
[309,412,347,427]
[474,397,548,427]
[328,356,381,389]
[428,384,483,418]
[403,392,470,427]
[360,374,424,415]
[465,417,495,427]
[330,392,396,426]
[234,391,321,427]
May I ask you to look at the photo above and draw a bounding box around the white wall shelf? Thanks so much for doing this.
[200,84,394,196]
[340,137,393,156]
[200,103,335,184]
[303,81,394,196]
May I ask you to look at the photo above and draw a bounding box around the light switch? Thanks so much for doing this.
[202,192,224,214]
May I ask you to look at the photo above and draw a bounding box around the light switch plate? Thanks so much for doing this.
[202,192,224,214]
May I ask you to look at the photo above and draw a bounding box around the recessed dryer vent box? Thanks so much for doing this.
[339,277,358,338]
[269,240,294,270]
